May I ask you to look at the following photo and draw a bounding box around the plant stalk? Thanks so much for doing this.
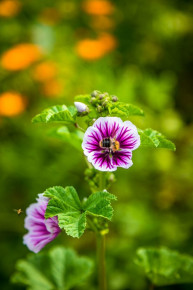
[149,284,155,290]
[97,172,107,290]
[86,164,108,289]
[75,122,85,132]
[97,233,107,290]
[99,171,106,191]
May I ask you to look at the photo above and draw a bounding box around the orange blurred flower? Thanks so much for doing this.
[91,16,115,30]
[99,33,117,52]
[0,0,21,17]
[1,43,42,71]
[76,33,117,60]
[76,39,106,60]
[82,0,114,15]
[0,92,26,116]
[39,8,61,25]
[33,61,57,82]
[43,80,62,97]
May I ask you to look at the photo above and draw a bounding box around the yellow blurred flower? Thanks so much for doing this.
[43,80,62,98]
[82,0,114,15]
[76,33,117,61]
[33,61,57,82]
[0,0,21,17]
[0,92,26,116]
[1,43,42,71]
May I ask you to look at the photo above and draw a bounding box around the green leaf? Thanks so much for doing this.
[44,186,85,238]
[67,105,78,118]
[107,102,144,117]
[83,191,117,220]
[11,246,93,290]
[135,247,193,286]
[74,94,91,105]
[138,128,176,151]
[44,186,81,210]
[44,186,116,238]
[32,105,77,124]
[58,212,86,238]
[49,126,83,151]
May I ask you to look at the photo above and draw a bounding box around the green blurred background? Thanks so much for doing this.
[0,0,193,289]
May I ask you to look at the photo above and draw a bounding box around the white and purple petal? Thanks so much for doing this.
[82,127,102,155]
[23,232,58,254]
[116,121,140,151]
[88,151,116,171]
[112,149,133,169]
[93,117,123,138]
[23,194,61,253]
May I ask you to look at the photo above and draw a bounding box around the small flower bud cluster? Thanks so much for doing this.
[84,168,116,191]
[90,90,118,113]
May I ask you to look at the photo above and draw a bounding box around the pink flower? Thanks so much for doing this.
[23,194,61,253]
[82,117,140,171]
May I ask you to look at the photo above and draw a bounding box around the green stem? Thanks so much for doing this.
[97,233,107,290]
[149,284,155,290]
[87,217,107,290]
[99,172,106,191]
[75,123,85,132]
[87,218,98,233]
[98,172,107,290]
[86,164,107,289]
[84,156,93,169]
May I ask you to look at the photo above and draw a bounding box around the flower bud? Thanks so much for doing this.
[90,97,99,106]
[91,90,100,97]
[102,100,108,107]
[99,94,105,100]
[108,173,116,183]
[97,105,102,112]
[112,95,118,102]
[74,102,88,113]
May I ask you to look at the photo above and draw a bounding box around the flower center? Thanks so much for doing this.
[99,137,120,153]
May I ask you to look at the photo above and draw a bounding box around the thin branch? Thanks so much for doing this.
[75,123,85,132]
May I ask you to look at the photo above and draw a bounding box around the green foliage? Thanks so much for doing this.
[49,126,84,151]
[74,94,91,105]
[107,102,144,117]
[138,128,176,151]
[135,247,193,286]
[83,191,117,220]
[75,92,144,119]
[85,168,116,193]
[32,105,77,124]
[11,246,93,290]
[31,93,176,155]
[44,186,116,238]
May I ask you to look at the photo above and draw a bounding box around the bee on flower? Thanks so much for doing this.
[82,117,140,171]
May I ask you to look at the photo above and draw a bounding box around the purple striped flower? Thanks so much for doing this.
[23,194,61,253]
[82,117,140,171]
